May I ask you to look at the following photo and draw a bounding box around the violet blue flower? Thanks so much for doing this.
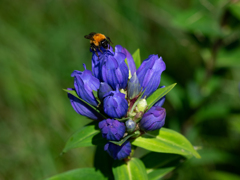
[137,55,166,97]
[98,82,113,101]
[91,46,129,90]
[91,47,113,81]
[103,88,128,118]
[104,141,131,160]
[115,45,136,76]
[68,88,102,120]
[71,64,100,107]
[140,106,166,131]
[98,119,125,141]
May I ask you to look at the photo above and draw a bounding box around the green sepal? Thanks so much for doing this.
[110,131,140,146]
[132,49,141,69]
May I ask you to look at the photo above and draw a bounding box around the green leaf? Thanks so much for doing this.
[146,83,177,109]
[141,152,184,180]
[112,158,148,180]
[63,122,106,153]
[132,49,141,69]
[46,168,107,180]
[132,128,201,159]
[63,89,106,118]
[110,131,140,146]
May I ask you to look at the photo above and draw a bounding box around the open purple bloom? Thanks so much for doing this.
[71,64,100,107]
[91,46,129,90]
[68,88,102,120]
[103,88,128,118]
[140,106,166,131]
[104,141,131,160]
[137,55,166,97]
[98,119,125,141]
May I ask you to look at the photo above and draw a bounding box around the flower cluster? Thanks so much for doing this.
[68,45,166,160]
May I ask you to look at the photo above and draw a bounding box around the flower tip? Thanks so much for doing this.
[83,63,87,70]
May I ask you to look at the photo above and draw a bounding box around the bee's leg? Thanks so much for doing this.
[94,49,99,58]
[107,37,113,44]
[98,47,103,53]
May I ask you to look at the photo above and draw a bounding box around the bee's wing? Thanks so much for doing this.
[84,32,97,40]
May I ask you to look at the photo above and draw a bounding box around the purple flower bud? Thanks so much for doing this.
[153,86,166,107]
[137,55,166,97]
[92,49,114,81]
[125,119,136,133]
[67,89,103,120]
[115,45,136,76]
[128,72,141,99]
[98,82,113,101]
[71,64,100,107]
[104,141,131,160]
[98,119,125,141]
[92,46,129,90]
[103,89,128,118]
[140,106,166,131]
[101,52,129,90]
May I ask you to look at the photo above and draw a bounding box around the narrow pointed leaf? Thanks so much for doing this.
[146,83,176,109]
[112,158,148,180]
[132,128,201,159]
[132,49,141,69]
[46,168,107,180]
[63,122,106,153]
[141,152,184,180]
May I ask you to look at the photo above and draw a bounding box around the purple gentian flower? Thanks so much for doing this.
[140,106,166,131]
[91,47,113,81]
[103,88,128,118]
[98,82,113,101]
[115,45,136,76]
[91,46,129,90]
[137,55,166,97]
[71,64,100,107]
[68,88,102,120]
[98,119,126,141]
[104,141,131,160]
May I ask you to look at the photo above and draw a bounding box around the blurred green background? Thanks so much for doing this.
[0,0,240,179]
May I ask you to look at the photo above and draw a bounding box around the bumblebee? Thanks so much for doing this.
[84,32,113,57]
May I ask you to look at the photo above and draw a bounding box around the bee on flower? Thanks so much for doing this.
[67,33,167,160]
